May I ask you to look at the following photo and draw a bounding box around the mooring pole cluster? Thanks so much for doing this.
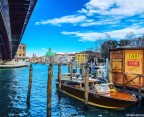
[27,62,90,116]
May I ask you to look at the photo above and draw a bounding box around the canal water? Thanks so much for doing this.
[0,64,144,117]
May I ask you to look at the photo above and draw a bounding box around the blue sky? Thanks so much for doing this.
[22,0,144,57]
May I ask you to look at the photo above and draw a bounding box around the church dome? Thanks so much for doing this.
[45,48,55,57]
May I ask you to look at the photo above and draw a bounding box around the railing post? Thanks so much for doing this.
[139,75,142,93]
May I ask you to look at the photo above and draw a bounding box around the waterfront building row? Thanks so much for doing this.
[0,45,103,66]
[27,48,102,65]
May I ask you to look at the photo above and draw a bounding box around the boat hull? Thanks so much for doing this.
[57,84,137,109]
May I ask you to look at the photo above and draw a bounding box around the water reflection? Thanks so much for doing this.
[0,68,30,116]
[56,92,144,117]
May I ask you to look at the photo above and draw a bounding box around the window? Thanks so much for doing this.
[20,46,21,49]
[23,47,25,50]
[19,54,21,56]
[23,54,25,56]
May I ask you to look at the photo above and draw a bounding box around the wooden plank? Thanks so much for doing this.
[112,73,123,84]
[111,59,122,73]
[124,75,139,85]
[110,51,123,59]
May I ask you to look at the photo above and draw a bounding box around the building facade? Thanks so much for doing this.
[75,52,88,65]
[53,53,75,64]
[67,53,75,62]
[16,44,26,59]
[75,51,102,65]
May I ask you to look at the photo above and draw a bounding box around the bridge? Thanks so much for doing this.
[0,0,37,60]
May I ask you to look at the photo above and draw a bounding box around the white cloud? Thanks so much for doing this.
[61,26,144,42]
[84,0,144,17]
[35,0,144,27]
[80,19,120,27]
[35,15,86,26]
[61,31,104,42]
[35,0,144,41]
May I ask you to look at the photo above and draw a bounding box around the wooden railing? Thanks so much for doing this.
[123,73,144,93]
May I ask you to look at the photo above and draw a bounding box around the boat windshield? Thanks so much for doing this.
[94,83,116,93]
[95,84,110,93]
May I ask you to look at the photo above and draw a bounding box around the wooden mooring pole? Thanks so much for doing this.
[58,63,62,100]
[82,65,85,79]
[58,63,61,90]
[27,64,33,106]
[84,64,89,110]
[68,63,70,73]
[70,63,73,80]
[47,64,53,117]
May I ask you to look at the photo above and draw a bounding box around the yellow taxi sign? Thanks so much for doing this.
[127,54,141,59]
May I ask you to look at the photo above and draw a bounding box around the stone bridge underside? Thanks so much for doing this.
[0,0,37,60]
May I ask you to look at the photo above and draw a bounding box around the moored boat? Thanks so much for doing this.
[61,73,80,79]
[56,79,138,110]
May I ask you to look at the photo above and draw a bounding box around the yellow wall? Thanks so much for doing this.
[16,44,26,58]
[125,50,143,74]
[75,53,87,65]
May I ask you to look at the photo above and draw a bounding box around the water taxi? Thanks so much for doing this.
[56,79,138,110]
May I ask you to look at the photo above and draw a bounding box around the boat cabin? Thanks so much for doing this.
[61,79,96,90]
[61,79,117,94]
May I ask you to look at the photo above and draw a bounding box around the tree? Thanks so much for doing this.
[86,48,95,64]
[130,35,144,47]
[101,40,118,59]
[125,32,134,40]
[118,39,131,47]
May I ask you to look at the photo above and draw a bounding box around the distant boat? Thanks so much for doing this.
[56,79,138,110]
[59,73,80,80]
